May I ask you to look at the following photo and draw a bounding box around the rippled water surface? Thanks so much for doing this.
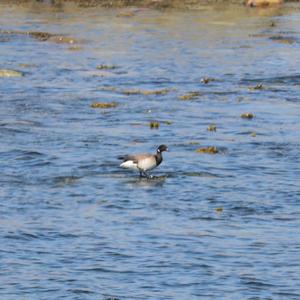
[1,2,300,299]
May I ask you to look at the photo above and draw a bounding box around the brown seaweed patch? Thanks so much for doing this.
[241,113,255,119]
[196,146,219,154]
[96,64,118,70]
[123,88,172,95]
[179,91,201,100]
[215,207,223,213]
[207,124,217,132]
[18,63,37,68]
[28,31,53,41]
[91,102,118,108]
[0,69,23,77]
[150,121,160,129]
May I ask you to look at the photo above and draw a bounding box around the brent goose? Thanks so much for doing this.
[118,144,168,178]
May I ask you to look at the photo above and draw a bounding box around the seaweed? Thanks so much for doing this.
[196,146,219,154]
[179,91,201,100]
[150,121,160,129]
[241,113,254,119]
[91,102,118,108]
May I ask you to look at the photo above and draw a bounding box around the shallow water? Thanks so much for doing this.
[1,2,300,299]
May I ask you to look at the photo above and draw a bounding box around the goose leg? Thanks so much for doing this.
[139,170,146,178]
[144,171,153,179]
[139,170,152,178]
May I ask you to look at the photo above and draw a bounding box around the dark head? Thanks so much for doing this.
[157,144,168,153]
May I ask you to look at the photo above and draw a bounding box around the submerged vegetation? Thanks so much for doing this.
[122,88,172,96]
[196,146,219,154]
[91,102,118,108]
[150,121,160,129]
[241,113,255,119]
[96,64,118,70]
[179,91,201,100]
[0,69,23,77]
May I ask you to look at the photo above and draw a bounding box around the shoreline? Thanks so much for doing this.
[2,0,298,9]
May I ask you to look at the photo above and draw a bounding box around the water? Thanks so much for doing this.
[1,2,300,299]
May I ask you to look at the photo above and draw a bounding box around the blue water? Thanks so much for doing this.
[1,2,300,299]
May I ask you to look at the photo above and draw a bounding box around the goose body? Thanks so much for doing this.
[119,145,168,177]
